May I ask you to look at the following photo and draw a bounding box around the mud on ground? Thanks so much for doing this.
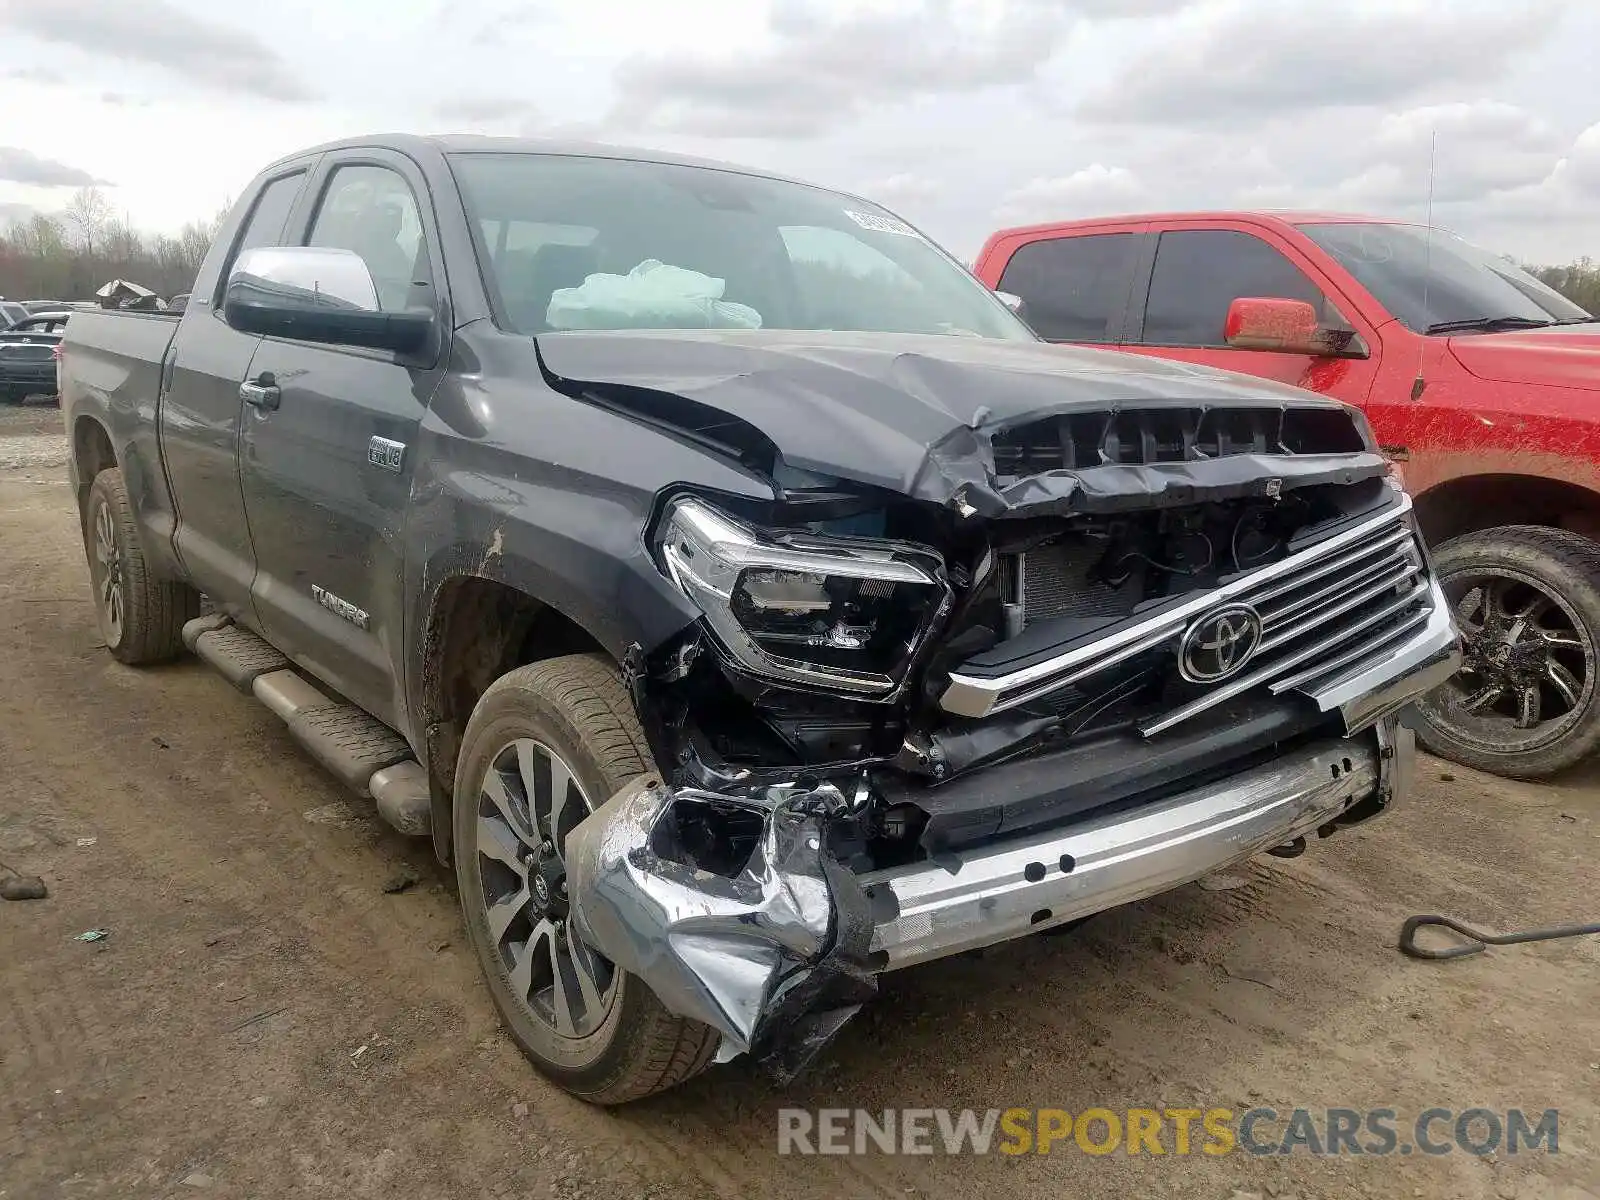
[0,409,1596,1199]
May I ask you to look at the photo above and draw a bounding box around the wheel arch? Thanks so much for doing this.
[416,568,634,864]
[71,414,117,526]
[1412,472,1600,547]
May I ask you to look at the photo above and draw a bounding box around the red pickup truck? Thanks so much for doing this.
[976,212,1600,779]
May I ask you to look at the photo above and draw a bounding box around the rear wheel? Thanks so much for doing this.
[1413,526,1600,778]
[453,653,719,1104]
[83,468,198,664]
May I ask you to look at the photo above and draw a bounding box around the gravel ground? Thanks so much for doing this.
[1,411,1596,1200]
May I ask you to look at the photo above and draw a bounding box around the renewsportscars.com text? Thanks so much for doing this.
[776,1107,1560,1157]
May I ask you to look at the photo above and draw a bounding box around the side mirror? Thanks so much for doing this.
[1224,296,1369,359]
[224,246,432,354]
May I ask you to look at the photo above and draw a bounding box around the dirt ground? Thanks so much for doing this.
[0,403,1596,1200]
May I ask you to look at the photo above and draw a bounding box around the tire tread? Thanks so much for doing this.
[1415,524,1600,778]
[87,468,199,665]
[462,653,720,1105]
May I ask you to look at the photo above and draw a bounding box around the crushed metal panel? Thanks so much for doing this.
[564,776,875,1077]
[535,328,1388,520]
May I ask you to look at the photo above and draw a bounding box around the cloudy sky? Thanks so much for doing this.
[1,0,1597,263]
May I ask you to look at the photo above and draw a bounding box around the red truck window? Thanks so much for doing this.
[1142,229,1335,348]
[996,233,1137,343]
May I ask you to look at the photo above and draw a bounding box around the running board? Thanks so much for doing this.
[181,615,431,836]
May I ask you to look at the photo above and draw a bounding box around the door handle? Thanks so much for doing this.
[240,380,280,410]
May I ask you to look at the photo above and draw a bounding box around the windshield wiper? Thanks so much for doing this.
[1552,316,1597,326]
[1425,315,1554,335]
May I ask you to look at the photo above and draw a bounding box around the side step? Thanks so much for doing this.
[182,615,431,836]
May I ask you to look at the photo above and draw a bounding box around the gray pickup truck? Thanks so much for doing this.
[60,134,1458,1103]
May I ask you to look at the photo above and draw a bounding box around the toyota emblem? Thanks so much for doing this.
[1179,603,1264,683]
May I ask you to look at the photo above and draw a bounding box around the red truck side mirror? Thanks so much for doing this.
[1223,296,1371,359]
[1224,297,1326,355]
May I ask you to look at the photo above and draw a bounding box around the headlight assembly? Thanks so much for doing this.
[655,497,948,697]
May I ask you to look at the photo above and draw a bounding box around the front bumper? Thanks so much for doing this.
[864,717,1411,970]
[564,711,1419,1073]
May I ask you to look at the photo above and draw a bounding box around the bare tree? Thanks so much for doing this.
[101,217,145,263]
[7,213,68,259]
[64,186,111,257]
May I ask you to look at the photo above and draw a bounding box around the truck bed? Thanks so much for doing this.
[61,308,182,413]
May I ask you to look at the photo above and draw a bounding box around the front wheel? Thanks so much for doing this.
[452,653,719,1104]
[1413,526,1600,778]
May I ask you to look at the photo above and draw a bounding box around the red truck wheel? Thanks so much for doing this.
[1413,526,1600,779]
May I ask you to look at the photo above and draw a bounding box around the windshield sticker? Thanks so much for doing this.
[844,210,921,238]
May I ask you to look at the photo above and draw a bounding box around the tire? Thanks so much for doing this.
[83,467,199,665]
[452,653,719,1104]
[1412,525,1600,779]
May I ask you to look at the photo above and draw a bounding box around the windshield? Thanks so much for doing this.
[1298,222,1591,333]
[451,152,1032,340]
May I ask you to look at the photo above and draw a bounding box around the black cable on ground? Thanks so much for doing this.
[1399,913,1600,960]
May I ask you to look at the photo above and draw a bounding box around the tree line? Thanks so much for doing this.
[0,186,226,304]
[1529,259,1600,314]
[4,186,1600,316]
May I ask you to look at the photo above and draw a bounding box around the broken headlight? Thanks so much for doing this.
[656,497,946,696]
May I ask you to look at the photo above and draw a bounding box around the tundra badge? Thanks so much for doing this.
[368,436,406,473]
[312,584,370,630]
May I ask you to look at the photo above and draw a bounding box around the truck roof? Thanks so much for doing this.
[263,132,816,190]
[989,210,1420,240]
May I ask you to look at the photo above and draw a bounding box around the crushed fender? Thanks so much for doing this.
[564,775,876,1079]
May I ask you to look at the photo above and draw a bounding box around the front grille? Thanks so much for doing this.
[1137,514,1429,735]
[941,496,1437,728]
[990,405,1366,479]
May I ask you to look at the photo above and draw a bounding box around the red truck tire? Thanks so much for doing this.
[1412,525,1600,778]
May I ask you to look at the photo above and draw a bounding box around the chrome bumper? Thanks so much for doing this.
[862,717,1413,971]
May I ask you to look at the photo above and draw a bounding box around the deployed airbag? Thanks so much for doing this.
[546,260,763,331]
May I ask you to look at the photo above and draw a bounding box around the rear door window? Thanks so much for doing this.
[1141,229,1333,347]
[996,234,1139,343]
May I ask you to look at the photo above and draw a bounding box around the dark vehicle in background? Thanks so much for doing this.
[0,311,71,403]
[0,300,29,328]
[0,339,60,402]
[3,312,71,338]
[60,136,1456,1103]
[977,211,1600,778]
[22,299,77,315]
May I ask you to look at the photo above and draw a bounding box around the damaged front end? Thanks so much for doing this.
[564,775,877,1080]
[554,358,1458,1078]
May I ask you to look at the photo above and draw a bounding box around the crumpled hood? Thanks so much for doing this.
[1448,324,1600,391]
[536,329,1383,517]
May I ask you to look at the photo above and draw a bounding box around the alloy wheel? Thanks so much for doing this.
[473,738,617,1039]
[1416,567,1594,754]
[91,498,124,644]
